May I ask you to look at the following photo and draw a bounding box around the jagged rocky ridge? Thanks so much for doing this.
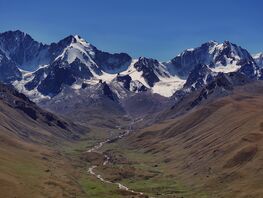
[0,30,262,107]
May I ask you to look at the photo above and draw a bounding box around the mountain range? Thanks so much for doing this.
[1,30,262,110]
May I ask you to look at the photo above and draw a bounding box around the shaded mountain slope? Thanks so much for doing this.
[38,81,126,123]
[0,83,85,143]
[124,81,263,198]
[0,83,88,197]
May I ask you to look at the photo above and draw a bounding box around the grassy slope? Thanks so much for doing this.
[0,121,125,198]
[120,83,263,197]
[0,98,87,197]
[2,81,263,197]
[62,122,138,198]
[0,84,134,198]
[99,142,197,198]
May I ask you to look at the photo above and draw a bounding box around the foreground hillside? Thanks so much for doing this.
[0,83,136,198]
[108,81,263,197]
[0,83,84,197]
[1,75,263,198]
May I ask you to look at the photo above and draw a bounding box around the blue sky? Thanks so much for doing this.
[0,0,262,61]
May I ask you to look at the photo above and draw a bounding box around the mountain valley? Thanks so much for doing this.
[0,30,263,197]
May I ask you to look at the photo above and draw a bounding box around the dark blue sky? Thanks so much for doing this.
[0,0,262,61]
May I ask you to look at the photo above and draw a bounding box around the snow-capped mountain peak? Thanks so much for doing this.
[74,35,92,47]
[170,41,257,77]
[54,35,97,68]
[0,30,262,102]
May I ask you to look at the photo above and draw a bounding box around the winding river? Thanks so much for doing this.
[86,128,147,196]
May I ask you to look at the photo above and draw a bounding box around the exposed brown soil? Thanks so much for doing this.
[0,84,87,197]
[223,145,258,168]
[81,151,105,165]
[124,82,263,197]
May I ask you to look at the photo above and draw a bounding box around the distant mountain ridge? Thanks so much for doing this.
[0,30,262,113]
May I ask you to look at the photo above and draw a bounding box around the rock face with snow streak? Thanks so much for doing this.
[134,57,170,87]
[0,49,22,83]
[254,53,263,79]
[0,30,49,71]
[114,74,147,93]
[183,64,215,91]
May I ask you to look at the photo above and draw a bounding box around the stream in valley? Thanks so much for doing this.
[86,126,149,197]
